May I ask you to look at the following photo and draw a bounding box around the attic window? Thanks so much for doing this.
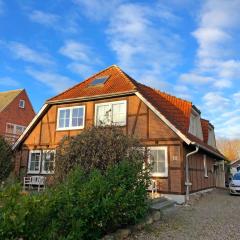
[89,76,109,87]
[19,100,25,109]
[189,109,203,140]
[208,127,216,148]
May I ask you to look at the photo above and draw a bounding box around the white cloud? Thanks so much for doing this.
[233,92,240,105]
[29,10,59,27]
[59,40,91,62]
[26,68,76,93]
[73,1,182,89]
[203,91,230,112]
[0,77,19,87]
[180,73,214,84]
[8,42,54,66]
[73,0,123,21]
[67,63,94,78]
[28,10,78,33]
[106,3,181,88]
[181,0,240,90]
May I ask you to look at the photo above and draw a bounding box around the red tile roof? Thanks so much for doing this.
[201,119,209,144]
[48,65,136,102]
[47,65,224,159]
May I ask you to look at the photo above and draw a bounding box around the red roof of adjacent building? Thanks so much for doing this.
[45,65,225,158]
[201,119,209,144]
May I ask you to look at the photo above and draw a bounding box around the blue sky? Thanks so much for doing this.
[0,0,240,138]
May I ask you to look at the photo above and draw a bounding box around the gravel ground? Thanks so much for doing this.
[129,189,240,240]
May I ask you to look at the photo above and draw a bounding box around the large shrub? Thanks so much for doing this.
[0,136,13,182]
[54,126,144,182]
[0,160,150,240]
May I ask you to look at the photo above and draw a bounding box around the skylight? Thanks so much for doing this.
[89,76,109,87]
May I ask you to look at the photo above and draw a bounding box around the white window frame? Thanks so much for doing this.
[6,123,26,135]
[56,105,85,131]
[203,154,208,178]
[189,109,203,140]
[95,100,127,126]
[148,146,168,177]
[28,150,41,174]
[41,150,56,174]
[208,127,216,148]
[19,99,25,108]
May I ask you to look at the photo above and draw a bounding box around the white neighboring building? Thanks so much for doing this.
[230,159,240,175]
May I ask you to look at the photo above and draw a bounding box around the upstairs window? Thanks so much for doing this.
[208,127,216,148]
[189,109,203,140]
[148,146,168,177]
[57,106,85,130]
[19,100,25,109]
[95,100,127,126]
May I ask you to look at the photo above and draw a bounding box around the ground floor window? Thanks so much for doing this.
[28,150,41,174]
[42,150,56,174]
[28,150,55,174]
[148,146,168,177]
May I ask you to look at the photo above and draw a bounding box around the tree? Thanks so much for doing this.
[54,126,146,182]
[0,136,13,182]
[217,138,240,161]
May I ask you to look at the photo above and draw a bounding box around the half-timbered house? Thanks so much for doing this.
[13,65,226,203]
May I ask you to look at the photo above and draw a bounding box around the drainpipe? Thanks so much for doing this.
[185,143,199,203]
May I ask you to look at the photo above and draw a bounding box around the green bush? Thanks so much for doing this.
[0,136,13,183]
[0,160,150,240]
[54,126,144,182]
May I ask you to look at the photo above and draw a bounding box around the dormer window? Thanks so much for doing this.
[19,100,25,109]
[208,126,216,148]
[189,108,203,140]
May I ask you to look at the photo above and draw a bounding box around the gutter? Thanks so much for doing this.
[185,143,199,203]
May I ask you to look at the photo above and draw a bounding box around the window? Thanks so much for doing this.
[28,150,41,174]
[28,150,56,174]
[42,150,55,174]
[6,123,14,134]
[148,146,168,177]
[6,123,26,135]
[189,109,203,140]
[89,76,109,86]
[208,127,216,148]
[203,155,208,177]
[95,100,127,126]
[57,106,85,130]
[19,100,25,108]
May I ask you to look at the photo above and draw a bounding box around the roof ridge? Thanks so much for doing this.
[113,66,138,90]
[47,65,118,102]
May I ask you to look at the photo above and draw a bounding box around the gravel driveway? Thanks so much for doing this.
[129,189,240,240]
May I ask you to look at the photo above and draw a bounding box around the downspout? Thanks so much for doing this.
[185,143,199,203]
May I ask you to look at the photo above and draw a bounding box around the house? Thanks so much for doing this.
[0,89,35,145]
[13,65,226,203]
[230,159,240,175]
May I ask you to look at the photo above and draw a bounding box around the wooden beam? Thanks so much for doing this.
[131,100,142,136]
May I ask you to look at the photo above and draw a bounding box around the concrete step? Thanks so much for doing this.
[151,199,175,211]
[151,197,169,204]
